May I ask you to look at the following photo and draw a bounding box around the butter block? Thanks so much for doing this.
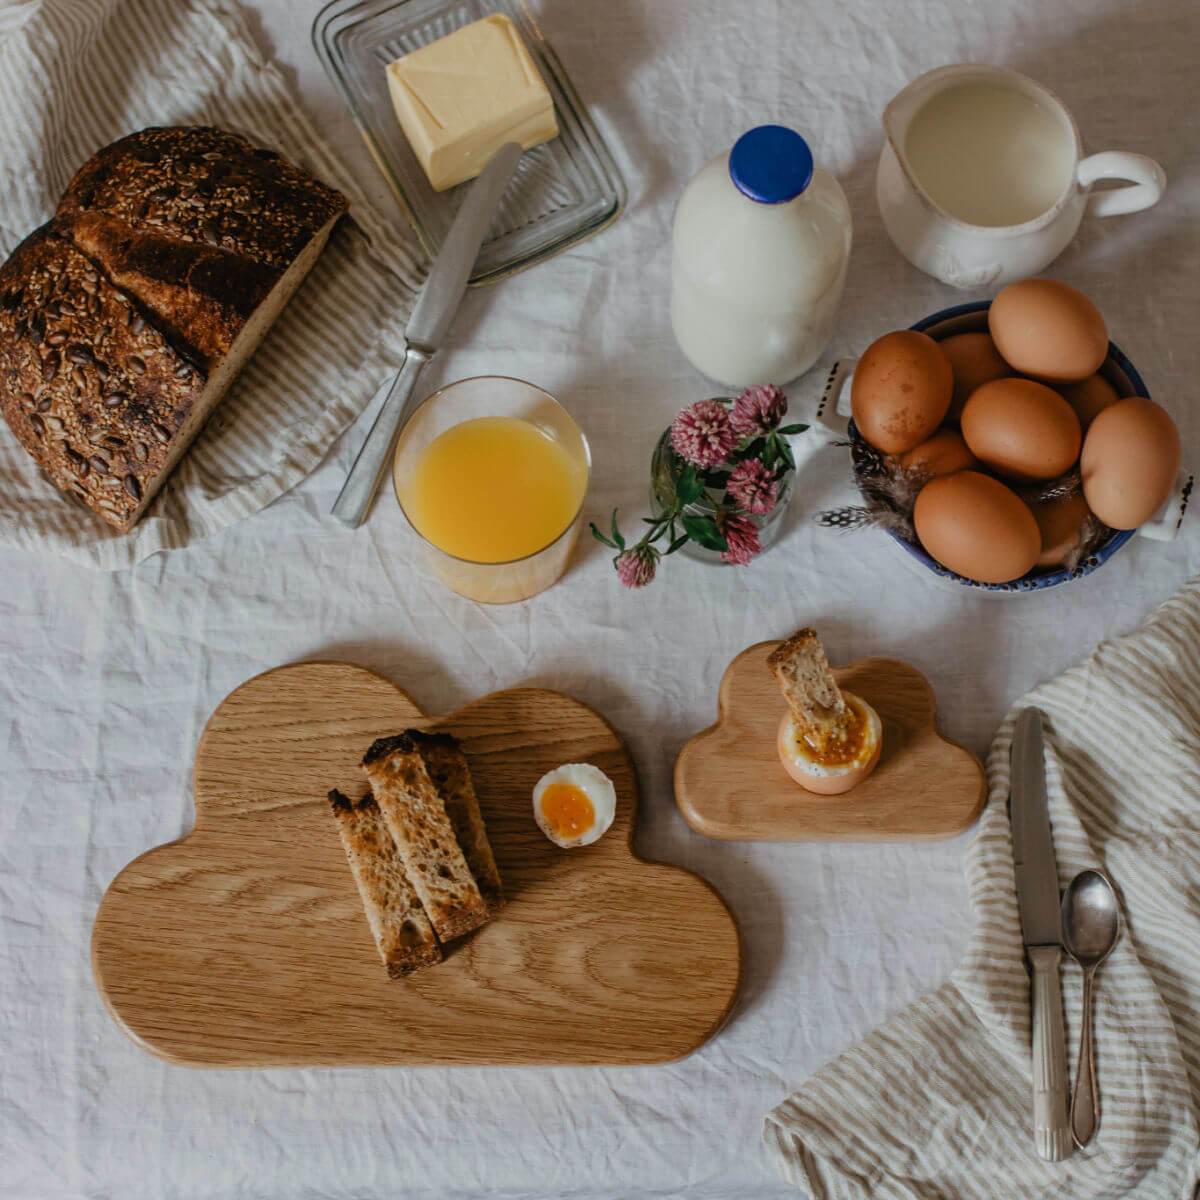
[386,13,559,192]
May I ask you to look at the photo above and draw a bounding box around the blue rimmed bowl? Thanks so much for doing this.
[820,299,1177,595]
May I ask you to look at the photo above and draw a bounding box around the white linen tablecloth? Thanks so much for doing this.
[2,1,1199,1197]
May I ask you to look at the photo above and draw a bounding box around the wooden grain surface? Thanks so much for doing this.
[674,645,985,842]
[92,662,741,1068]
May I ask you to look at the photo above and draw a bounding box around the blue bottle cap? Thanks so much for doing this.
[729,125,814,204]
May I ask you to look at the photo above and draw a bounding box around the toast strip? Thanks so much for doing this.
[327,789,442,979]
[405,730,504,913]
[362,734,490,942]
[767,628,849,750]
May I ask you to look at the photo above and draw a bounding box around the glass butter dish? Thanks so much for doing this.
[313,0,627,284]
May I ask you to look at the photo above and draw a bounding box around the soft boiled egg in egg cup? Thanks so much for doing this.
[776,692,882,795]
[533,763,616,848]
[768,629,883,796]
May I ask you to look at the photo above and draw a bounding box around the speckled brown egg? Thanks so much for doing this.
[961,378,1081,482]
[1057,373,1119,431]
[914,471,1041,584]
[940,332,1012,420]
[1081,397,1181,529]
[898,428,978,477]
[989,279,1109,383]
[851,330,953,455]
[1031,492,1092,568]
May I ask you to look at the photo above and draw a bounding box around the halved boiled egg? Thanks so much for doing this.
[777,691,882,795]
[532,763,616,848]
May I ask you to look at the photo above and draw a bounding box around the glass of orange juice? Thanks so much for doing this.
[392,376,591,604]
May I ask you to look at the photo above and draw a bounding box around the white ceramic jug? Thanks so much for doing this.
[877,64,1166,289]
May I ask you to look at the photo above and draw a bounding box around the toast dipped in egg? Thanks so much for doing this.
[768,629,882,795]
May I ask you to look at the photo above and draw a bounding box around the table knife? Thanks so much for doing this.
[1010,707,1072,1162]
[331,141,523,529]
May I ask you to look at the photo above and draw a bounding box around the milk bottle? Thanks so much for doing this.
[670,125,851,388]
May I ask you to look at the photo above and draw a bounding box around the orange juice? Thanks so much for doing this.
[400,416,587,563]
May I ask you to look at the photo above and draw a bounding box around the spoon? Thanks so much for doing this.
[1061,869,1121,1148]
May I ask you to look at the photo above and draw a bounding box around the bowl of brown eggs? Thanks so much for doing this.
[818,279,1187,593]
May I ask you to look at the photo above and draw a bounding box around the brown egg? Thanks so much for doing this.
[989,278,1109,383]
[914,471,1041,584]
[851,330,953,454]
[961,378,1082,481]
[940,332,1012,420]
[1031,492,1091,568]
[898,428,978,477]
[1057,373,1119,431]
[1081,397,1181,529]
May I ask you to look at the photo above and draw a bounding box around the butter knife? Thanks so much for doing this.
[1010,707,1072,1162]
[331,141,523,529]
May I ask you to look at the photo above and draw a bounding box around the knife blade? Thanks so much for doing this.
[331,141,524,529]
[1010,707,1072,1162]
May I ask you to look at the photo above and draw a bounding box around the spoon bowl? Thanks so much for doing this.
[1062,869,1121,966]
[1061,868,1121,1148]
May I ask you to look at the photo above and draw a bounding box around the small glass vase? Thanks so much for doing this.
[649,428,795,564]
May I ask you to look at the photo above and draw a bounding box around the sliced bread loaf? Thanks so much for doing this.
[361,733,490,943]
[328,789,442,979]
[402,730,504,913]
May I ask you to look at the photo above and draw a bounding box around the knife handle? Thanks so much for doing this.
[1029,944,1072,1161]
[331,345,431,530]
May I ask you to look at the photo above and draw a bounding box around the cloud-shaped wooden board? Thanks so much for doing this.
[92,662,741,1067]
[675,645,985,841]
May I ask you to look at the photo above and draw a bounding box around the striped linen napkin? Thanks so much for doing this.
[0,0,422,569]
[765,581,1200,1198]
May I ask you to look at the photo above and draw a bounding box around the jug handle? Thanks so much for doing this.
[788,359,855,473]
[1078,152,1166,218]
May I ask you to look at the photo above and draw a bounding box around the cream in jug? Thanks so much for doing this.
[902,82,1075,227]
[877,65,1166,288]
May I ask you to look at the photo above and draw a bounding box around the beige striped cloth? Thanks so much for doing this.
[0,0,422,569]
[765,581,1200,1198]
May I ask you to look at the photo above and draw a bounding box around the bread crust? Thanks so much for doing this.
[58,126,346,272]
[62,210,277,371]
[328,789,442,979]
[0,226,199,529]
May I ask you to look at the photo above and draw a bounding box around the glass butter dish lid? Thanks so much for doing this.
[313,0,627,284]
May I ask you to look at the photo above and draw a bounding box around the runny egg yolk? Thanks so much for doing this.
[538,782,595,840]
[799,697,870,767]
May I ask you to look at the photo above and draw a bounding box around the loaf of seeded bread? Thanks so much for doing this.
[0,126,347,530]
[767,628,848,748]
[328,789,442,979]
[400,729,504,913]
[362,733,491,943]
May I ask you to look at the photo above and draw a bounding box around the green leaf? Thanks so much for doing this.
[682,513,728,552]
[732,437,766,463]
[762,438,780,469]
[779,440,796,472]
[666,534,690,555]
[610,509,626,552]
[778,423,809,436]
[676,464,703,506]
[589,521,616,549]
